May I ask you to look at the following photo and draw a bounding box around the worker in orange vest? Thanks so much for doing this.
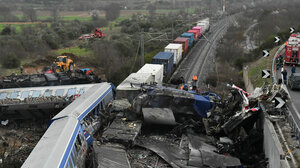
[180,85,184,90]
[192,75,198,90]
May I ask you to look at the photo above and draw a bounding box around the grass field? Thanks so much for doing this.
[0,23,38,33]
[56,46,92,57]
[248,46,279,87]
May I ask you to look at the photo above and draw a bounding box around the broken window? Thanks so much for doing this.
[55,89,64,97]
[21,91,30,99]
[44,90,52,97]
[32,90,41,98]
[79,88,85,95]
[67,88,76,97]
[10,92,19,99]
[0,93,7,99]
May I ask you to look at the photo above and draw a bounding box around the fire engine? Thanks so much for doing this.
[78,28,106,40]
[285,33,300,64]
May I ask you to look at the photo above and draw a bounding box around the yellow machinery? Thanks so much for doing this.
[52,56,75,73]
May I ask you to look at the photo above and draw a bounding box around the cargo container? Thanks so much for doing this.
[174,37,189,55]
[181,33,194,47]
[116,72,154,102]
[137,64,164,85]
[192,26,203,38]
[197,18,210,32]
[164,43,183,65]
[187,30,199,40]
[117,73,154,91]
[152,52,174,78]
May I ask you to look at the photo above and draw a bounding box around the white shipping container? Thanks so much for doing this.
[137,64,164,85]
[117,73,154,91]
[164,43,182,64]
[197,18,210,32]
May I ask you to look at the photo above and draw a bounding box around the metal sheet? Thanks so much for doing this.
[102,118,142,143]
[187,134,241,167]
[93,143,131,168]
[136,137,192,168]
[142,108,176,125]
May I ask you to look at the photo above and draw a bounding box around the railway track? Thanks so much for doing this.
[172,16,233,86]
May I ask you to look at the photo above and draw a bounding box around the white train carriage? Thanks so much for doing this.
[22,82,115,168]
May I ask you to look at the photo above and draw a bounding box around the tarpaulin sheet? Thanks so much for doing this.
[193,95,212,118]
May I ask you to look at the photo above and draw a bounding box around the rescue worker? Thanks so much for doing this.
[180,85,184,90]
[291,65,296,74]
[20,65,23,75]
[192,75,198,90]
[183,85,189,91]
[282,68,288,84]
[279,55,283,66]
[276,57,280,70]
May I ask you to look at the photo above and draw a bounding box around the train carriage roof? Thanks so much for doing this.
[22,117,79,168]
[52,82,112,121]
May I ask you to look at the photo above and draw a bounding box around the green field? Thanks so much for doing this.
[0,23,37,33]
[16,14,92,21]
[56,46,92,57]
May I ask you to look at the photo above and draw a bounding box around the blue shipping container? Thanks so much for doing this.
[152,52,174,78]
[181,33,194,47]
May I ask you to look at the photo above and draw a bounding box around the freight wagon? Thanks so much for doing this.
[181,33,194,47]
[192,27,203,38]
[173,37,189,56]
[196,18,210,33]
[152,52,174,79]
[116,17,211,94]
[187,30,199,41]
[164,43,183,65]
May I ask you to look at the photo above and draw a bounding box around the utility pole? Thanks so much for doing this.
[171,0,175,40]
[139,31,171,68]
[223,0,226,13]
[140,28,144,67]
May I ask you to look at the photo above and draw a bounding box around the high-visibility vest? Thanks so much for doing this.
[180,85,184,90]
[192,75,198,81]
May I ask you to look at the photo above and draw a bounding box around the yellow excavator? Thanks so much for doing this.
[52,56,75,73]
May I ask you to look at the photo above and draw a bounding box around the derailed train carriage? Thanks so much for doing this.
[22,82,115,168]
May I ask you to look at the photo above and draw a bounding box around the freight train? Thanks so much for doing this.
[117,18,210,98]
[22,82,115,168]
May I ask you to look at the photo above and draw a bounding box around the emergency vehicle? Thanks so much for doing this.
[285,33,300,64]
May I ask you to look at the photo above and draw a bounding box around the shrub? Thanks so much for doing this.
[205,75,218,87]
[1,52,20,68]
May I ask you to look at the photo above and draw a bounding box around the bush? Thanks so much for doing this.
[1,26,12,35]
[1,52,21,68]
[234,56,247,70]
[205,75,218,87]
